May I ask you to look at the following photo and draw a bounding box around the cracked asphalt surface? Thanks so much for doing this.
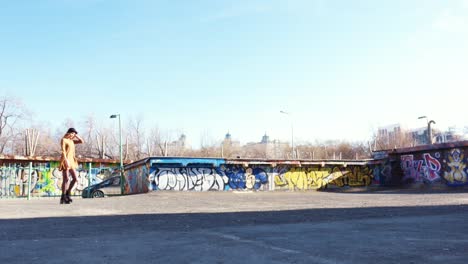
[1,190,468,264]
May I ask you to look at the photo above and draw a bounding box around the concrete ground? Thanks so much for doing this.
[1,190,468,264]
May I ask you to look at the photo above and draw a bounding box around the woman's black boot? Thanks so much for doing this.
[60,194,70,204]
[66,191,73,203]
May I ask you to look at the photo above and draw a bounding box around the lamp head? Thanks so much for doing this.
[110,114,118,119]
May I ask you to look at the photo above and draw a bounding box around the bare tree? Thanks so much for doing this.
[35,128,58,156]
[95,130,109,159]
[0,96,29,154]
[221,140,241,159]
[372,127,415,151]
[197,130,220,157]
[79,115,96,158]
[24,128,40,156]
[146,126,162,156]
[127,115,145,160]
[241,143,268,159]
[78,115,116,159]
[107,121,120,160]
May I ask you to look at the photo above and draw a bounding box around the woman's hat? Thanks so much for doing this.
[67,127,78,134]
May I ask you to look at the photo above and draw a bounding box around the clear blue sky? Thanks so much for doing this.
[1,0,467,148]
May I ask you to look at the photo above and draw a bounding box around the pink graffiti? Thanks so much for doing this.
[401,153,441,182]
[401,155,421,181]
[423,153,441,182]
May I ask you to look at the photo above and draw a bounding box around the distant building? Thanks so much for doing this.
[245,133,289,159]
[261,133,270,144]
[434,127,467,143]
[377,124,402,145]
[166,134,188,156]
[376,123,466,148]
[221,132,241,158]
[222,131,240,147]
[377,123,436,146]
[408,127,428,146]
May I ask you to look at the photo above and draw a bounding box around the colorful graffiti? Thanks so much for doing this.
[148,167,228,191]
[0,163,118,197]
[372,160,392,186]
[328,166,373,187]
[274,166,373,190]
[125,163,150,194]
[401,153,441,184]
[443,149,468,186]
[128,158,377,193]
[389,147,468,186]
[274,167,328,190]
[145,165,270,192]
[4,143,468,196]
[223,166,269,190]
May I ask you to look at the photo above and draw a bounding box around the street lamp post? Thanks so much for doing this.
[280,110,294,159]
[418,116,436,144]
[110,114,124,195]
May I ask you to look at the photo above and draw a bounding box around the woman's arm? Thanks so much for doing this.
[73,134,84,144]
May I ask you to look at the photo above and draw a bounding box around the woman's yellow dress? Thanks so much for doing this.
[59,138,78,171]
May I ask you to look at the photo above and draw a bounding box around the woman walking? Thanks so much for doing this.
[59,127,84,204]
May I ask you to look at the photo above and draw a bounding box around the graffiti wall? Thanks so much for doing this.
[0,162,119,198]
[385,143,468,187]
[124,162,150,195]
[124,157,377,194]
[444,149,468,186]
[400,153,442,184]
[273,165,374,191]
[149,167,229,191]
[145,165,269,192]
[371,159,394,186]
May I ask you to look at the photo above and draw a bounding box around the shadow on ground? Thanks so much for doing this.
[2,204,467,241]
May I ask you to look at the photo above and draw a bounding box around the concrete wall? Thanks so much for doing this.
[123,157,378,195]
